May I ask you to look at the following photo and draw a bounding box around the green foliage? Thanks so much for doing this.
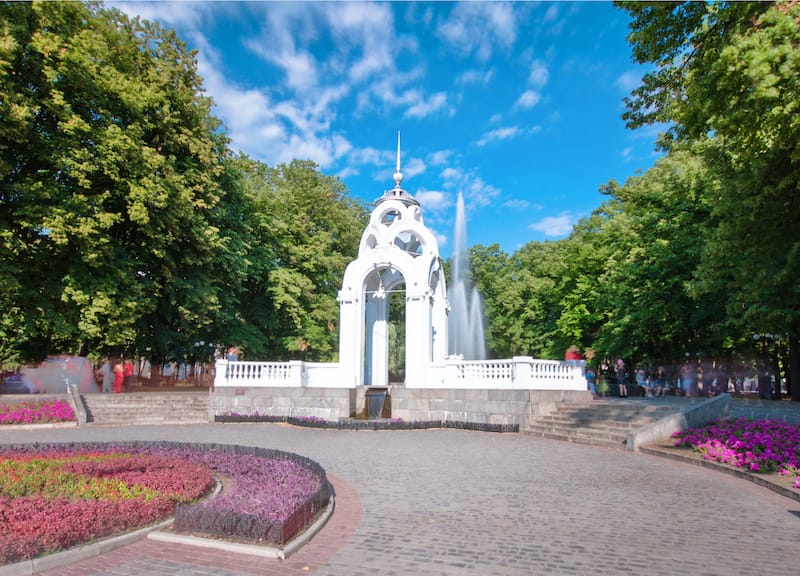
[0,2,368,367]
[471,242,570,359]
[473,150,729,368]
[468,2,798,397]
[617,0,800,396]
[0,1,243,364]
[231,157,368,361]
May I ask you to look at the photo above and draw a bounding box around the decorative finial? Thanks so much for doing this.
[393,131,403,189]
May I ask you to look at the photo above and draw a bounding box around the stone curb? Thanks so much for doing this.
[147,494,335,560]
[640,445,800,504]
[0,494,335,574]
[626,394,730,452]
[0,519,172,576]
[0,422,78,432]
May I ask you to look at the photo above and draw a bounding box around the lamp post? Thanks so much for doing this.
[770,334,783,398]
[752,333,779,400]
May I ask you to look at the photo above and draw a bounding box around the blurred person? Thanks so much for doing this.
[113,362,124,393]
[99,358,113,394]
[123,359,134,391]
[616,358,628,398]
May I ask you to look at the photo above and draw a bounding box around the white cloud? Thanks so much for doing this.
[456,69,495,86]
[335,165,360,180]
[438,167,500,209]
[281,132,353,169]
[528,59,550,87]
[529,213,575,237]
[323,2,398,83]
[476,126,520,147]
[403,157,427,179]
[503,198,530,210]
[112,1,208,28]
[116,1,455,181]
[404,92,452,119]
[248,41,319,92]
[437,2,518,61]
[187,37,287,158]
[515,90,541,109]
[415,189,451,211]
[427,150,453,166]
[616,71,641,93]
[349,146,391,167]
[543,4,559,23]
[464,176,501,208]
[440,167,463,183]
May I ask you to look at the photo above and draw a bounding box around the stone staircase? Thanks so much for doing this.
[80,391,210,425]
[525,400,681,450]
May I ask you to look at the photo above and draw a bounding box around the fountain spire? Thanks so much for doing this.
[376,131,418,207]
[393,131,403,190]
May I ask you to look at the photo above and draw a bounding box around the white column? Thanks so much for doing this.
[337,296,363,387]
[368,293,388,387]
[214,359,228,387]
[405,290,432,386]
[431,290,449,362]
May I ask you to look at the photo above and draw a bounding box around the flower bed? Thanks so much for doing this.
[0,442,331,565]
[0,399,75,425]
[0,447,214,564]
[672,418,800,489]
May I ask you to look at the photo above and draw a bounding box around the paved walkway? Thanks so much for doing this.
[2,398,800,575]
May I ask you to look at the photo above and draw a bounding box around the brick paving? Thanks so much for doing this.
[2,401,800,575]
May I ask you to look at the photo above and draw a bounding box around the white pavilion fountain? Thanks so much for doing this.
[212,136,588,424]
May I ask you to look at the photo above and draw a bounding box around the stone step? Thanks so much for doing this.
[556,405,675,417]
[524,429,628,449]
[526,423,629,442]
[536,415,646,429]
[531,421,638,437]
[81,392,210,425]
[526,401,681,450]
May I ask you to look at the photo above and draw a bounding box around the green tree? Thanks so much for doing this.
[553,209,618,360]
[593,150,726,364]
[0,1,246,365]
[619,0,800,399]
[233,157,368,361]
[471,241,569,359]
[468,244,509,357]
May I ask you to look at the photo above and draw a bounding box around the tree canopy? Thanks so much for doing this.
[472,1,799,399]
[0,1,367,367]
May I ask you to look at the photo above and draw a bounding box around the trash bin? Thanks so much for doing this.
[366,388,387,419]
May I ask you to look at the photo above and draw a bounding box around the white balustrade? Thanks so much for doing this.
[214,360,304,388]
[215,357,586,390]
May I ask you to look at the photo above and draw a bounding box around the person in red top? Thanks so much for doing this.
[564,345,584,361]
[113,362,124,393]
[123,360,134,391]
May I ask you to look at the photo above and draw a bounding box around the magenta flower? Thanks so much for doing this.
[673,418,800,488]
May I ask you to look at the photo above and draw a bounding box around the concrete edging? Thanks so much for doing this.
[640,445,800,504]
[0,494,335,574]
[0,519,172,576]
[626,394,731,452]
[67,384,88,425]
[148,493,336,560]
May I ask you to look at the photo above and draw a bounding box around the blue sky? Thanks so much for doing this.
[115,1,663,258]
